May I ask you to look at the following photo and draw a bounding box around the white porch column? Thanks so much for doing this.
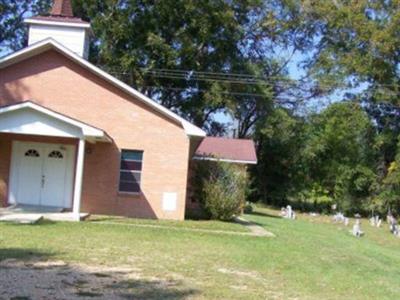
[73,138,86,221]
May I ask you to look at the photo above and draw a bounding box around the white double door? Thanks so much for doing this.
[11,142,75,208]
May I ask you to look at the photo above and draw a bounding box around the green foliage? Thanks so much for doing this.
[271,0,400,104]
[252,101,383,215]
[300,102,379,215]
[253,101,379,215]
[193,161,248,221]
[334,165,378,214]
[374,143,400,214]
[294,184,334,213]
[72,0,280,134]
[0,0,51,54]
[251,108,306,205]
[303,102,375,194]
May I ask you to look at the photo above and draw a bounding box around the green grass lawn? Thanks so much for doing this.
[88,215,248,232]
[1,207,400,299]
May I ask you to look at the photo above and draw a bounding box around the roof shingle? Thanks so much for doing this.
[29,0,88,25]
[195,137,257,164]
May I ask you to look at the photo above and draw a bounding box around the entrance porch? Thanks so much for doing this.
[0,101,111,221]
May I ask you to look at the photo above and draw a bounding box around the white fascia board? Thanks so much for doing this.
[0,101,109,141]
[24,18,91,29]
[0,39,53,62]
[0,39,206,138]
[193,156,257,165]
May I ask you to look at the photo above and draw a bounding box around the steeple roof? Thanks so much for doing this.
[50,0,74,17]
[27,0,89,25]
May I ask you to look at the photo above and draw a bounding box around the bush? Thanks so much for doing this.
[243,202,254,214]
[293,184,334,213]
[193,160,249,221]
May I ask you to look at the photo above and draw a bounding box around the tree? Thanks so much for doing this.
[250,108,306,205]
[302,101,377,212]
[270,1,400,103]
[72,0,295,134]
[0,0,51,54]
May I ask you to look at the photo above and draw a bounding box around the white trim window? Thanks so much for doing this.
[119,150,143,193]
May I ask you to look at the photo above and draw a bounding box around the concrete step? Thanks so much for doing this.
[0,214,43,224]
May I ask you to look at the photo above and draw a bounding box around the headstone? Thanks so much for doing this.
[377,219,382,228]
[286,205,292,219]
[394,225,400,236]
[352,219,364,237]
[333,212,345,223]
[369,215,381,227]
[388,214,399,236]
[369,217,375,226]
[280,207,287,217]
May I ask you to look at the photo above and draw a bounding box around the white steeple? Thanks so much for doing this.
[24,0,91,59]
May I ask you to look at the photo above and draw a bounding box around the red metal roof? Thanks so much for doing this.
[195,137,257,164]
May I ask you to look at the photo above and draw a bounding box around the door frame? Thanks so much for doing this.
[8,141,76,208]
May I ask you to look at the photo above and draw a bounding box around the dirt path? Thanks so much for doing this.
[0,259,196,300]
[233,216,275,237]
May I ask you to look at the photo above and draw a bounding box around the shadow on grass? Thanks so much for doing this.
[87,216,119,223]
[0,219,58,227]
[234,216,265,228]
[247,210,282,219]
[0,248,54,261]
[0,254,200,299]
[110,279,199,299]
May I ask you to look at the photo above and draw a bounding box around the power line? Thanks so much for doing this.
[111,67,400,88]
[111,71,321,90]
[142,85,271,98]
[138,85,400,105]
[107,68,400,96]
[113,68,300,85]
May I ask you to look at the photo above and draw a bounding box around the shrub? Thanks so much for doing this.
[243,202,254,214]
[293,184,334,213]
[193,160,249,221]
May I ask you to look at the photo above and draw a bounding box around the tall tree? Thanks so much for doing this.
[302,101,378,213]
[251,108,306,205]
[271,0,400,103]
[0,0,51,54]
[72,0,292,134]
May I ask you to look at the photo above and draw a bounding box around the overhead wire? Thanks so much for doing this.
[107,68,400,99]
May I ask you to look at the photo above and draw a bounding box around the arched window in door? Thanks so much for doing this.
[48,150,64,159]
[25,149,40,157]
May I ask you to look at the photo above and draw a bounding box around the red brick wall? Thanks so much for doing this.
[0,135,12,207]
[0,50,191,220]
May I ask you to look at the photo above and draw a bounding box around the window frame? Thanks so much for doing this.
[118,149,144,195]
